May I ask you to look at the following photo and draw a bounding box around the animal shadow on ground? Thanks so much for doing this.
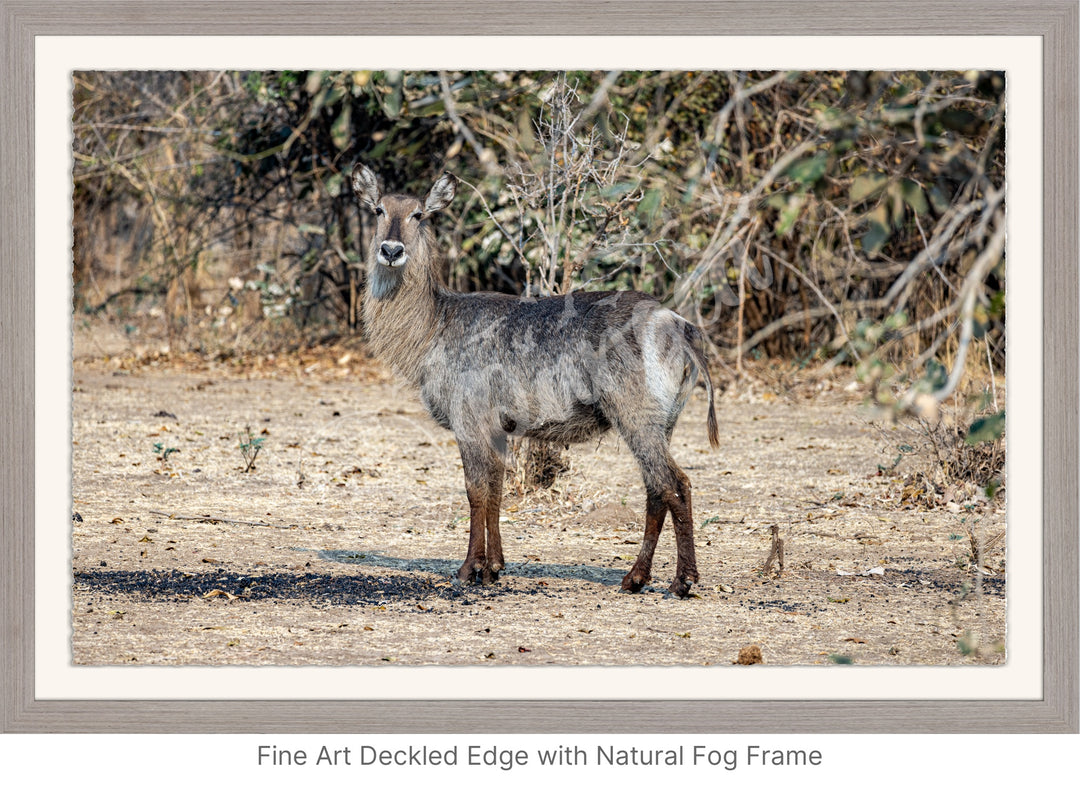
[72,552,636,610]
[319,549,631,587]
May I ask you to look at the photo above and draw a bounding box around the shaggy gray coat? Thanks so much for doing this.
[353,164,719,597]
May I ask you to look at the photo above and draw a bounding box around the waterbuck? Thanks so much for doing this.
[352,164,720,597]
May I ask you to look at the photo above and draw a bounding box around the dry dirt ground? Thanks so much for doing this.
[71,330,1006,667]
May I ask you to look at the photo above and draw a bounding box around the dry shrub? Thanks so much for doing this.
[506,438,570,493]
[924,416,1004,489]
[889,406,1005,510]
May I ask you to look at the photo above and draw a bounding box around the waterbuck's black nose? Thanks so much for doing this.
[380,242,404,263]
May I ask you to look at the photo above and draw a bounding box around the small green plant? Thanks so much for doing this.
[152,442,179,468]
[877,443,914,474]
[956,632,978,656]
[238,427,265,473]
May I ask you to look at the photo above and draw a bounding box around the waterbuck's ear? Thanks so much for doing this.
[423,173,456,215]
[351,163,381,211]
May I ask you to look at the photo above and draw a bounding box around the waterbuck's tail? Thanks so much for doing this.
[684,322,720,450]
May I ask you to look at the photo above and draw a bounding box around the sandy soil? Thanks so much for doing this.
[70,333,1006,667]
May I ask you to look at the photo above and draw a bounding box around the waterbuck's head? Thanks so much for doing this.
[351,163,456,275]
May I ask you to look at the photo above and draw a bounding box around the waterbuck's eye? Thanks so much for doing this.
[410,211,423,221]
[374,205,384,217]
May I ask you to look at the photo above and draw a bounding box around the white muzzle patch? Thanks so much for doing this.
[377,241,408,267]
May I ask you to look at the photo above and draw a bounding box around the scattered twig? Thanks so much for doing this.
[149,510,292,529]
[897,217,1006,415]
[757,244,862,362]
[762,524,786,577]
[439,71,498,176]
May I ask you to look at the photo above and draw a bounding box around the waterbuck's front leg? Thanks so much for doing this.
[460,479,488,585]
[458,442,504,585]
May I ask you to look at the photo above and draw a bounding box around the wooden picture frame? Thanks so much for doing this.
[2,0,1076,733]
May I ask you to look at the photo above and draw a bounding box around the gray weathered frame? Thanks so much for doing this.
[1,1,1076,733]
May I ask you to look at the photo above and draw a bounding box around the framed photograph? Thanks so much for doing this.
[2,1,1076,734]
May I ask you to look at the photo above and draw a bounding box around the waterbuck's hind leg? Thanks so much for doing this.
[664,467,699,598]
[621,424,699,598]
[622,490,667,592]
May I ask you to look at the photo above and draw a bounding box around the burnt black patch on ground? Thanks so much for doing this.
[887,567,1005,597]
[799,567,1005,599]
[320,549,630,587]
[73,568,555,607]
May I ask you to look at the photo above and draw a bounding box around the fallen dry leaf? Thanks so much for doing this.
[202,589,238,601]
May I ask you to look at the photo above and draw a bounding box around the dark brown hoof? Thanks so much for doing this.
[480,567,500,585]
[668,576,696,598]
[621,571,650,593]
[457,562,482,585]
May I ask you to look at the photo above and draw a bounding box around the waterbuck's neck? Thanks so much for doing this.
[362,233,444,385]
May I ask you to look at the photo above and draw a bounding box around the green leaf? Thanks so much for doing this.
[988,289,1006,318]
[924,358,948,389]
[325,84,347,107]
[379,70,404,119]
[330,103,351,150]
[965,411,1005,445]
[887,182,906,228]
[850,173,888,204]
[971,301,990,338]
[883,311,908,330]
[786,153,828,186]
[637,188,663,222]
[774,193,806,236]
[368,132,395,159]
[928,184,951,214]
[309,85,329,115]
[601,182,636,201]
[900,179,929,215]
[861,204,891,258]
[409,98,447,118]
[324,173,344,199]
